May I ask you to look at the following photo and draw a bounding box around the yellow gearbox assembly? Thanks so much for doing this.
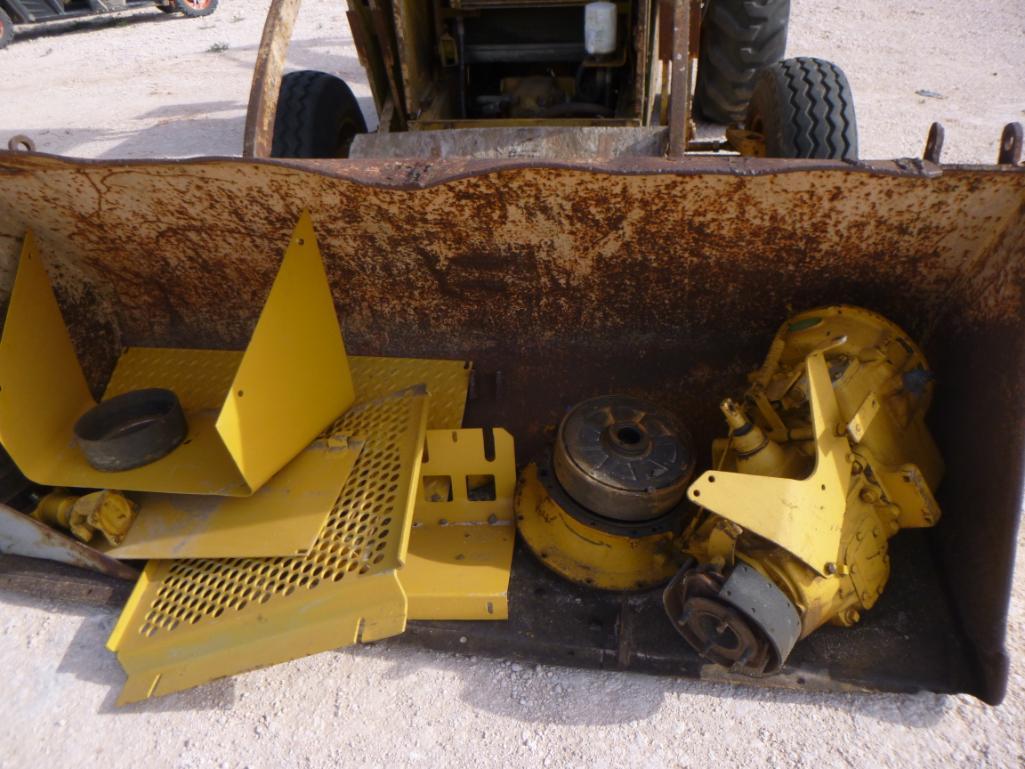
[515,395,695,591]
[665,306,944,674]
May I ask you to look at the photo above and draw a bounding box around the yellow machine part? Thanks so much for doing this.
[102,436,364,560]
[100,354,471,560]
[515,462,680,591]
[31,489,138,547]
[0,214,355,496]
[402,428,517,620]
[106,386,428,704]
[683,305,943,642]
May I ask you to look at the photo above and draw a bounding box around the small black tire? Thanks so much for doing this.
[745,57,858,160]
[0,8,14,50]
[271,70,368,159]
[173,0,218,18]
[694,0,790,125]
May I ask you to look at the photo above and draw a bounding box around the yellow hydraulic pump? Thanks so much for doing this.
[665,306,944,674]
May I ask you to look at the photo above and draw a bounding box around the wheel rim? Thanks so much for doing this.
[183,0,211,9]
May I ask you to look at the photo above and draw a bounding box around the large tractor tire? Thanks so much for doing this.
[271,70,367,159]
[0,7,14,50]
[694,0,790,125]
[745,57,858,160]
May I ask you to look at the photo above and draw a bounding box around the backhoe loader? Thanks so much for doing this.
[0,0,1023,707]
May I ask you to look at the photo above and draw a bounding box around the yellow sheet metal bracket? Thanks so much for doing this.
[0,213,354,496]
[403,428,517,620]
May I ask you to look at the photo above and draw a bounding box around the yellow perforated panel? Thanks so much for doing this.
[350,356,470,429]
[107,386,428,704]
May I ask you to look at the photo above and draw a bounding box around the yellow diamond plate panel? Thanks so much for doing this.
[106,386,428,704]
[349,356,470,429]
[101,437,365,560]
[402,428,516,620]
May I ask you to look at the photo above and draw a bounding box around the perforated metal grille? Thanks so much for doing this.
[134,387,426,639]
[350,356,470,429]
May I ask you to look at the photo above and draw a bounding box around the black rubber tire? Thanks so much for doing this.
[173,0,218,18]
[0,7,14,50]
[271,70,368,159]
[745,57,858,159]
[694,0,789,125]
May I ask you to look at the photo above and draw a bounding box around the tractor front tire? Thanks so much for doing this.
[0,7,14,50]
[173,0,218,18]
[745,57,858,160]
[694,0,790,125]
[271,70,367,159]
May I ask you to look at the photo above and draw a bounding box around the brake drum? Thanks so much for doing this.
[515,395,695,591]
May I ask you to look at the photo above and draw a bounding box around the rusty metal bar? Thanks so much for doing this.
[998,122,1023,165]
[666,0,691,159]
[923,122,944,164]
[242,0,303,159]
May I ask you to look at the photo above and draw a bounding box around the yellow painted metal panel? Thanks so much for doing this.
[0,231,96,480]
[106,386,428,704]
[415,428,516,525]
[97,353,468,557]
[402,428,516,620]
[0,214,354,496]
[349,356,471,429]
[102,437,364,559]
[687,352,853,575]
[216,211,355,491]
[404,526,514,620]
[104,347,239,408]
[107,351,469,429]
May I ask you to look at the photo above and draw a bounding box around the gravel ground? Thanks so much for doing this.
[1,2,1024,768]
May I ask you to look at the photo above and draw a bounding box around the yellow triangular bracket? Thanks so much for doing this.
[687,351,853,574]
[0,212,354,496]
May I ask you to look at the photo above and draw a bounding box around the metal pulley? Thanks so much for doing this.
[553,395,693,522]
[515,395,695,590]
[664,561,801,675]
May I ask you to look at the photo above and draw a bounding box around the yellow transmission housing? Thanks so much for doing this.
[666,306,943,674]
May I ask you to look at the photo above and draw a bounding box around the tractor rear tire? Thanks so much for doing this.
[745,57,858,160]
[694,0,790,125]
[0,8,14,50]
[173,0,218,18]
[271,70,367,159]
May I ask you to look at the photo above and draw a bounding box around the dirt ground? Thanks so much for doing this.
[1,1,1025,767]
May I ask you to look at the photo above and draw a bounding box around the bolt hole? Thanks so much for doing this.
[693,489,701,497]
[617,426,642,445]
[708,475,716,483]
[237,389,244,398]
[820,484,826,491]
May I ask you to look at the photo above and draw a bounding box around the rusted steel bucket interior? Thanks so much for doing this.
[0,152,1023,703]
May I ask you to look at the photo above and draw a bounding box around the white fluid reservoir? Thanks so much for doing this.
[584,1,617,55]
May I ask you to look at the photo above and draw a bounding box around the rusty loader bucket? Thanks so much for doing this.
[0,150,1023,703]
